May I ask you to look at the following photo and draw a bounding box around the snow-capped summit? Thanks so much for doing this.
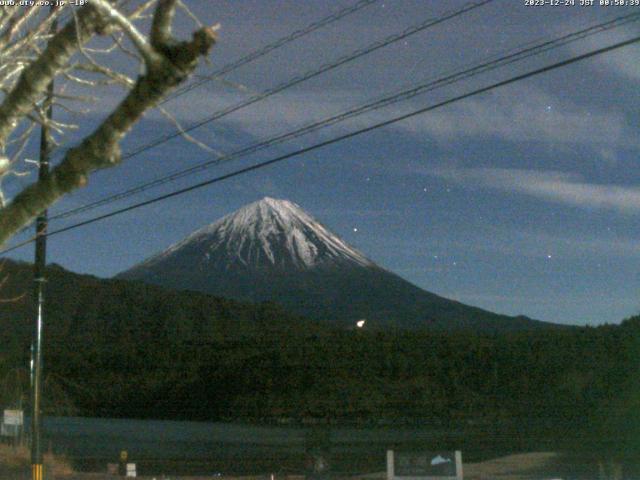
[137,197,374,271]
[119,198,553,332]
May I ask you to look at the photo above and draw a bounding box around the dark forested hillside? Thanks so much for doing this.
[0,259,317,417]
[0,259,638,460]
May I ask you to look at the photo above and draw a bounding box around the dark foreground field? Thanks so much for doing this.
[0,450,627,480]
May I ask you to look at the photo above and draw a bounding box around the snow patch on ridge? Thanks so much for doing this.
[139,197,375,271]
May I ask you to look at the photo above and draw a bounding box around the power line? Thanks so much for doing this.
[111,0,494,161]
[21,0,489,224]
[29,0,378,173]
[7,0,380,233]
[39,0,494,224]
[49,10,640,222]
[46,0,493,221]
[162,0,380,103]
[2,33,638,255]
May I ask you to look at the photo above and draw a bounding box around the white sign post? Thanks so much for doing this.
[1,410,23,439]
[387,450,463,480]
[126,463,137,477]
[3,410,23,426]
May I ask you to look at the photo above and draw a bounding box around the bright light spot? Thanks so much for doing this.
[547,254,552,259]
[356,319,366,328]
[353,227,358,232]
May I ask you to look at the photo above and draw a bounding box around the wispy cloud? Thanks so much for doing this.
[427,166,640,214]
[183,84,636,151]
[399,84,636,147]
[601,45,640,82]
[567,24,640,82]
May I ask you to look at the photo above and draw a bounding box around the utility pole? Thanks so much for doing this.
[31,8,57,480]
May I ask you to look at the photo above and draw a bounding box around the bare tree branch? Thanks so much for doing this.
[91,0,161,66]
[0,11,218,245]
[151,0,177,49]
[157,104,222,155]
[0,4,110,150]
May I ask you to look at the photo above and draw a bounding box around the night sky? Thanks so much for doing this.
[3,0,640,326]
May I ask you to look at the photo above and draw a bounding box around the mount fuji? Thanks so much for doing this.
[118,197,554,331]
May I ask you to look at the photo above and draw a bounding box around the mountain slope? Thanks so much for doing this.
[119,197,557,332]
[132,196,374,271]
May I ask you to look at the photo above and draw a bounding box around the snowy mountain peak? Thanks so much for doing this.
[118,198,552,332]
[140,197,375,271]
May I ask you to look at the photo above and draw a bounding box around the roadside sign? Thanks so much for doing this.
[387,450,463,480]
[3,409,23,426]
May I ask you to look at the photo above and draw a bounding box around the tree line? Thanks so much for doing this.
[0,259,638,462]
